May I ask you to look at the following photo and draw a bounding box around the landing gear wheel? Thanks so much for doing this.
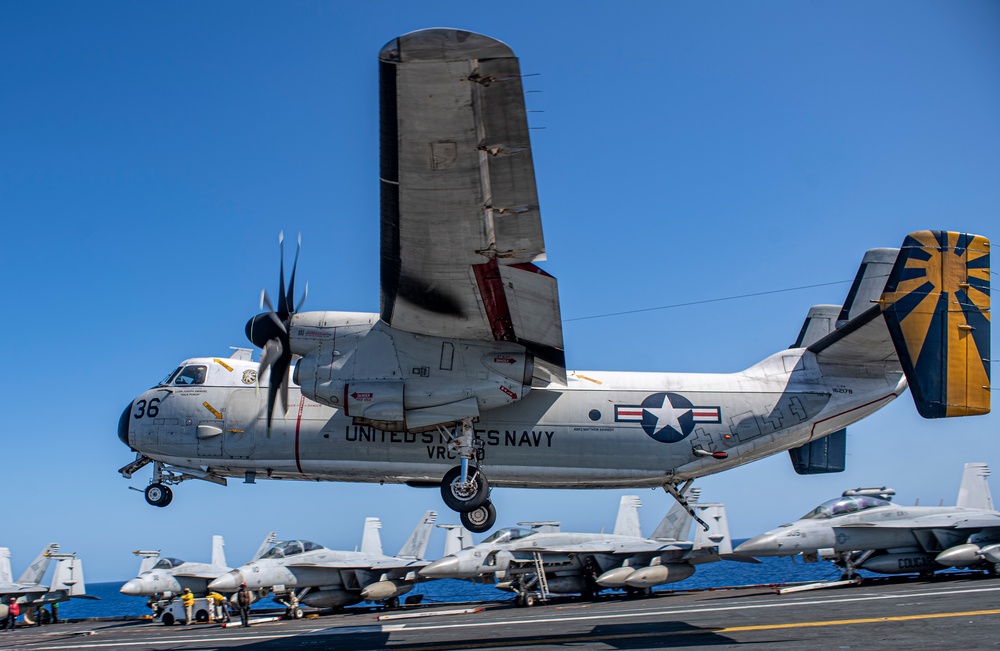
[290,606,303,619]
[145,483,173,507]
[524,593,536,607]
[384,597,400,610]
[460,500,497,533]
[441,466,489,512]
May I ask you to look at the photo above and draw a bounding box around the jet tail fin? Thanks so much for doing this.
[881,231,991,418]
[692,504,733,554]
[252,532,278,561]
[17,543,59,585]
[956,462,993,510]
[0,548,12,584]
[397,510,438,559]
[51,556,87,596]
[360,517,384,556]
[132,550,160,575]
[210,535,226,568]
[612,495,642,538]
[438,524,474,556]
[651,487,700,541]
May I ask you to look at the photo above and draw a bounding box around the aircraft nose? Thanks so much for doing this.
[419,557,462,579]
[120,579,144,596]
[208,570,243,592]
[734,533,780,556]
[117,402,133,447]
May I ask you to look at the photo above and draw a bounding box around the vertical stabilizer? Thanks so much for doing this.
[252,532,278,561]
[613,496,643,538]
[438,524,474,556]
[0,548,12,584]
[397,511,438,559]
[211,535,227,568]
[51,556,87,596]
[793,305,840,348]
[692,504,733,554]
[133,550,160,575]
[651,487,700,541]
[881,231,990,418]
[957,462,993,510]
[360,518,384,556]
[17,543,59,585]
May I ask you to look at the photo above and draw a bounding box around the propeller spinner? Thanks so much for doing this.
[245,232,307,428]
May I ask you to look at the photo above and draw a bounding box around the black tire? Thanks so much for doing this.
[162,613,175,626]
[524,593,536,607]
[195,609,209,623]
[145,483,173,507]
[440,466,489,512]
[385,597,400,610]
[460,500,497,533]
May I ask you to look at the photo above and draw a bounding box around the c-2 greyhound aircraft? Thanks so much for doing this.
[735,462,1000,578]
[0,544,89,626]
[116,28,991,533]
[208,511,437,615]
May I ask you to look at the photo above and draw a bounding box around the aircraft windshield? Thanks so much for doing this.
[801,495,892,520]
[481,528,537,544]
[159,367,182,386]
[174,365,207,386]
[260,540,321,559]
[152,557,184,570]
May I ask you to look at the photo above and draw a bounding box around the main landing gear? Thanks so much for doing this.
[440,418,496,533]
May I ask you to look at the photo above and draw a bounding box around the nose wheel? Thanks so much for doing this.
[144,483,173,507]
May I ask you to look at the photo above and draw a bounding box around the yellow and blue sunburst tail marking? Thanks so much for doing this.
[881,231,990,418]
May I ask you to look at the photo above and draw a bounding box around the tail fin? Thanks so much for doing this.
[0,548,12,584]
[50,556,87,596]
[252,532,278,561]
[17,543,59,585]
[210,535,226,568]
[839,248,899,325]
[692,504,733,554]
[360,518,384,556]
[651,487,701,541]
[612,496,643,538]
[397,510,438,559]
[792,305,840,348]
[438,524,474,556]
[132,550,160,575]
[956,462,993,510]
[882,231,990,417]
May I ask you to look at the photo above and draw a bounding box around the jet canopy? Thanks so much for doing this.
[151,557,185,570]
[260,540,325,559]
[800,495,892,520]
[481,528,537,544]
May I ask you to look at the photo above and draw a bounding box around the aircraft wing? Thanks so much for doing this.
[368,558,429,571]
[378,28,566,385]
[523,541,692,555]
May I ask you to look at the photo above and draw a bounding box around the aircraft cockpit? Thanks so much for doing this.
[800,495,892,520]
[260,540,325,559]
[154,357,288,389]
[481,528,537,544]
[151,557,185,570]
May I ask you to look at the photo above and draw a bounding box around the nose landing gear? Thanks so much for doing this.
[440,418,495,533]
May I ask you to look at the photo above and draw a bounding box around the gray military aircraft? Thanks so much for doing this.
[0,544,89,625]
[208,511,437,615]
[117,27,991,533]
[735,462,1000,578]
[420,491,747,606]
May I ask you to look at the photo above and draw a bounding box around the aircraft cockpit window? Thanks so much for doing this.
[281,541,305,557]
[152,557,184,569]
[482,527,536,544]
[301,541,323,552]
[174,365,208,385]
[159,367,182,386]
[801,495,892,520]
[261,542,289,559]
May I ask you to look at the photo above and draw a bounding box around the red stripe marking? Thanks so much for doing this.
[294,395,305,474]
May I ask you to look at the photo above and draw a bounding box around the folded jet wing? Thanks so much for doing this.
[379,29,565,385]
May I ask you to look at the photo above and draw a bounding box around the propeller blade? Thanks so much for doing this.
[277,231,288,320]
[298,282,308,313]
[260,290,287,335]
[265,354,291,429]
[286,233,301,315]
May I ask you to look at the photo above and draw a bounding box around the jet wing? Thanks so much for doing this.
[521,541,692,555]
[368,559,429,571]
[378,28,566,385]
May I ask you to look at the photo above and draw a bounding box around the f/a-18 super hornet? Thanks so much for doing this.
[120,533,275,602]
[420,490,747,606]
[208,511,437,615]
[117,27,991,533]
[735,462,1000,578]
[0,544,90,626]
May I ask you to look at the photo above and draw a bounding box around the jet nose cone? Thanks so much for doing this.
[208,571,243,592]
[734,533,780,556]
[118,402,133,447]
[120,579,144,596]
[419,557,462,579]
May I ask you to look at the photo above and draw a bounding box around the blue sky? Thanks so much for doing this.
[1,1,997,582]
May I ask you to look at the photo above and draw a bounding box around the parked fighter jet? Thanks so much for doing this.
[117,27,991,533]
[208,511,437,615]
[735,462,1000,578]
[0,544,89,625]
[120,534,275,601]
[420,491,746,606]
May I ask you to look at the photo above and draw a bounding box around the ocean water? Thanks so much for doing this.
[55,555,854,620]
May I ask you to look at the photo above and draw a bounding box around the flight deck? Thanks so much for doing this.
[2,574,997,651]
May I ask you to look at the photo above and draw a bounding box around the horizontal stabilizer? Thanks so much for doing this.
[788,429,846,475]
[881,231,990,418]
[957,462,993,510]
[792,305,840,348]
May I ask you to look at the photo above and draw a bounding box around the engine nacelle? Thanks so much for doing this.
[300,589,363,609]
[360,580,414,602]
[859,552,941,575]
